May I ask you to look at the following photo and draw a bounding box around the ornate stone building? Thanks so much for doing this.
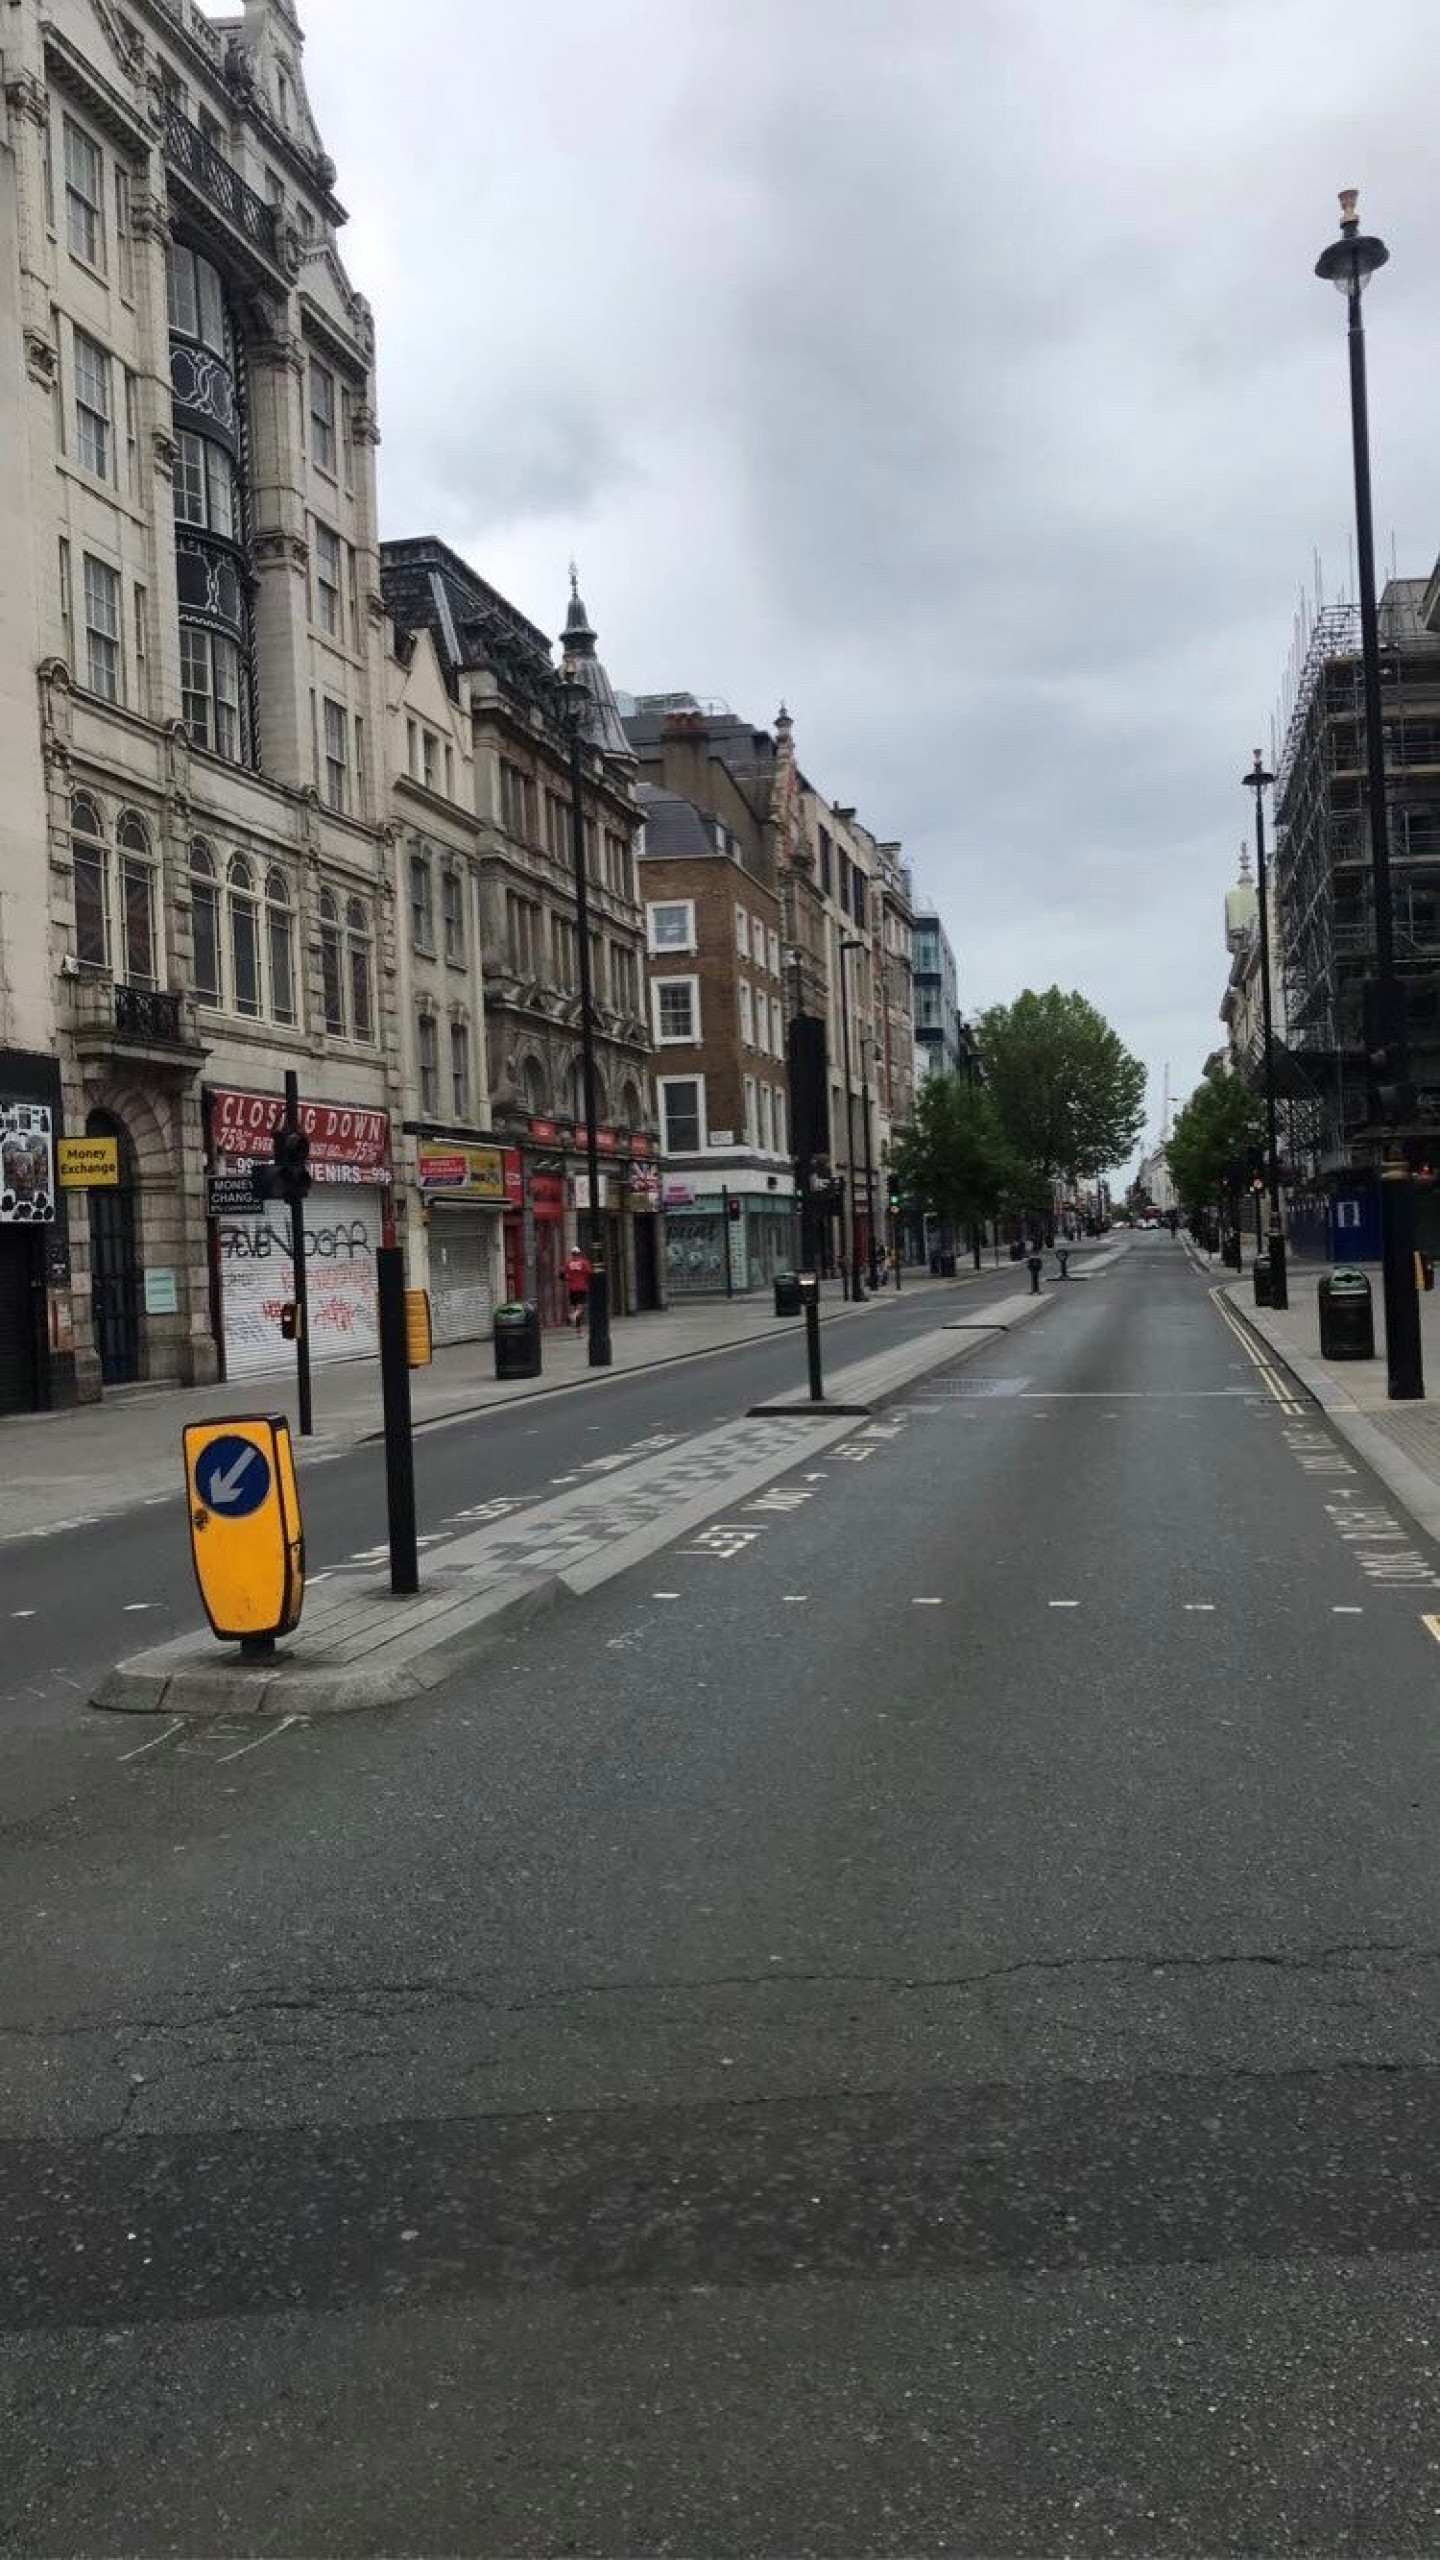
[0,0,398,1406]
[380,543,659,1325]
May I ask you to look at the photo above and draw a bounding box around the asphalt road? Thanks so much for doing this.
[6,1232,1440,2554]
[0,1260,1031,1821]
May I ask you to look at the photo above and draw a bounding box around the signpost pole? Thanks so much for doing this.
[804,1290,824,1403]
[283,1070,313,1439]
[376,1245,418,1596]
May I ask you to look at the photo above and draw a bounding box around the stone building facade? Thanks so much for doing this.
[0,0,398,1407]
[381,543,659,1327]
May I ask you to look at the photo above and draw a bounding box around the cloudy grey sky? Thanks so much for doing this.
[299,0,1438,1161]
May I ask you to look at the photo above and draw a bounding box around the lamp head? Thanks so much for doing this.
[1315,188,1388,294]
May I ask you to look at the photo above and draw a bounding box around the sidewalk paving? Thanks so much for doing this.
[1213,1251,1440,1545]
[0,1269,978,1543]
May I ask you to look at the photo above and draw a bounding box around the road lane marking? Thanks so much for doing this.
[1422,1616,1440,1645]
[117,1718,185,1762]
[215,1715,301,1763]
[782,1594,808,1603]
[1048,1600,1078,1609]
[1333,1606,1364,1615]
[1182,1602,1216,1612]
[911,1596,942,1606]
[10,1609,34,1619]
[651,1591,680,1600]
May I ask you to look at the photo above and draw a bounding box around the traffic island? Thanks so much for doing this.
[94,1573,565,1720]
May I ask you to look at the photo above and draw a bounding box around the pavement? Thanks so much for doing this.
[1182,1227,1440,1545]
[0,1268,973,1543]
[13,1230,1440,2552]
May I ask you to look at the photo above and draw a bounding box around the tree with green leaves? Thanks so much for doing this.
[889,1073,1013,1246]
[976,989,1147,1202]
[1165,1067,1265,1220]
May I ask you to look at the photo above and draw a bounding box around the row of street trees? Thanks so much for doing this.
[1164,1064,1266,1231]
[890,988,1146,1247]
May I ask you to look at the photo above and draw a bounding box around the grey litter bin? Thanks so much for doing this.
[938,1252,957,1278]
[1317,1266,1375,1361]
[493,1298,542,1380]
[774,1270,802,1317]
[1253,1254,1272,1308]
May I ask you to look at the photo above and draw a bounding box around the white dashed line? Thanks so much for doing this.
[1048,1600,1078,1609]
[782,1594,808,1603]
[1333,1605,1364,1615]
[10,1609,34,1620]
[117,1718,184,1763]
[215,1715,301,1763]
[651,1591,680,1601]
[122,1602,159,1613]
[1183,1603,1216,1612]
[911,1596,942,1606]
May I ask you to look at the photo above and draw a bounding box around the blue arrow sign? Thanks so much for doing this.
[193,1431,271,1518]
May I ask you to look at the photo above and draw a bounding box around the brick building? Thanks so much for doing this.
[637,774,792,1294]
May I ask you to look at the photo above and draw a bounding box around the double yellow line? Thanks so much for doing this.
[1209,1286,1305,1414]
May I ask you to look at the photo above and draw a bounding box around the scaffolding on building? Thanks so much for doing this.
[1271,582,1440,1177]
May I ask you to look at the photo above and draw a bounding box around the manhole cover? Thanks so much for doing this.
[914,1375,1029,1398]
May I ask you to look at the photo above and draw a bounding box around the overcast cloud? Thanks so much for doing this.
[300,0,1440,1162]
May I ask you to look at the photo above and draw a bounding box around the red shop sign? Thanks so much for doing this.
[596,1128,618,1154]
[530,1171,565,1216]
[528,1117,557,1142]
[210,1085,392,1182]
[628,1133,655,1159]
[502,1148,524,1206]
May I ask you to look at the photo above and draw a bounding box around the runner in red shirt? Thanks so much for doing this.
[565,1247,592,1330]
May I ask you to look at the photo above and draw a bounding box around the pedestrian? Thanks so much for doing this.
[1026,1246,1044,1296]
[565,1243,592,1331]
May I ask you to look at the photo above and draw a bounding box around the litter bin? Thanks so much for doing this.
[1317,1266,1375,1361]
[1253,1254,1272,1308]
[774,1270,802,1317]
[1417,1251,1436,1295]
[938,1251,957,1278]
[493,1298,542,1380]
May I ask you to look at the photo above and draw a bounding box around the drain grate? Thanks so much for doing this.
[912,1375,1029,1398]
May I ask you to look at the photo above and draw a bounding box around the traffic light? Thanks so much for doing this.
[1363,979,1415,1129]
[887,1174,901,1214]
[726,1196,741,1221]
[272,1121,312,1201]
[279,1301,302,1341]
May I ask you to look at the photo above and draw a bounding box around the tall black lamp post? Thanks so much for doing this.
[859,1033,881,1290]
[560,671,612,1368]
[1316,189,1422,1398]
[836,933,866,1301]
[1242,750,1289,1310]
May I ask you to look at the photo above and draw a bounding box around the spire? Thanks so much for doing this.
[558,567,632,765]
[1238,842,1253,883]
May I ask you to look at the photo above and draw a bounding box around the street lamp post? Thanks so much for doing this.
[837,935,865,1301]
[1242,749,1289,1311]
[859,1033,881,1291]
[1316,190,1423,1398]
[561,675,612,1368]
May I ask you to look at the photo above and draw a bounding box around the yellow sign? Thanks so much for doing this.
[404,1286,433,1367]
[417,1142,507,1201]
[58,1136,119,1188]
[183,1414,305,1646]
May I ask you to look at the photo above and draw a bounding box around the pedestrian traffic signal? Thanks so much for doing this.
[726,1196,742,1221]
[887,1176,901,1213]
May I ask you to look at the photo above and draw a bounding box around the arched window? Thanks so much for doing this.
[190,841,220,1002]
[71,795,108,971]
[116,813,155,988]
[618,1080,642,1133]
[227,854,261,1018]
[265,869,295,1026]
[523,1056,547,1119]
[319,888,345,1035]
[346,896,373,1044]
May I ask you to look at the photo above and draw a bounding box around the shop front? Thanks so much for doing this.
[415,1140,513,1345]
[506,1120,659,1326]
[206,1084,393,1381]
[0,1065,65,1413]
[661,1171,795,1297]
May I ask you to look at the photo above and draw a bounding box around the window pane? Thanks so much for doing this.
[73,330,111,476]
[658,982,694,1040]
[180,623,210,743]
[73,845,108,969]
[197,255,225,353]
[310,360,336,470]
[450,1021,468,1116]
[213,636,242,763]
[174,430,206,524]
[231,887,260,1017]
[206,443,236,540]
[166,244,197,336]
[320,918,344,1033]
[83,555,120,702]
[267,889,295,1024]
[347,910,373,1042]
[64,120,103,267]
[121,856,154,985]
[662,1081,700,1151]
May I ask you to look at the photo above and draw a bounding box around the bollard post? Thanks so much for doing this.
[805,1288,824,1402]
[282,1070,313,1439]
[376,1245,418,1596]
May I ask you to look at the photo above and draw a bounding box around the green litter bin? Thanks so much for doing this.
[493,1299,542,1380]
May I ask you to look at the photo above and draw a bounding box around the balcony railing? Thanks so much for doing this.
[66,976,205,1060]
[162,101,279,262]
